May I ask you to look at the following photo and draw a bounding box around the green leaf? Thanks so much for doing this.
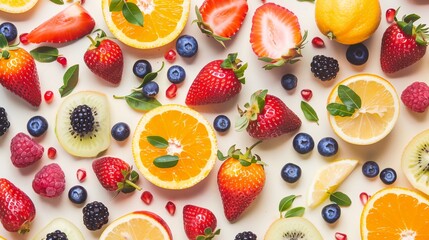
[59,64,79,97]
[279,195,298,213]
[124,92,162,111]
[122,2,144,27]
[234,115,249,132]
[338,85,361,109]
[327,103,355,117]
[153,155,179,168]
[330,191,352,207]
[300,101,319,125]
[49,0,64,5]
[147,136,168,148]
[284,207,305,218]
[109,0,123,11]
[239,159,251,167]
[217,150,228,161]
[30,46,59,63]
[140,62,165,86]
[0,34,8,49]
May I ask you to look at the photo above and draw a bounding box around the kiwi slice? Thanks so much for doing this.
[264,217,323,240]
[402,129,429,193]
[55,91,110,158]
[31,218,84,240]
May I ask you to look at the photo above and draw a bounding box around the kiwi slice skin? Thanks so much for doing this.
[402,129,429,194]
[31,218,84,240]
[55,91,110,158]
[264,217,323,240]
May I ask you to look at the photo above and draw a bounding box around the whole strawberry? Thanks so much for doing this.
[84,29,123,85]
[183,205,220,240]
[217,142,265,222]
[10,132,44,168]
[0,178,36,234]
[185,53,247,105]
[236,90,301,139]
[92,156,141,194]
[32,163,66,198]
[380,11,428,73]
[0,35,41,107]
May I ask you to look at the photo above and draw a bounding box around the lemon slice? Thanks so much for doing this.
[0,0,38,13]
[307,159,358,208]
[327,73,399,145]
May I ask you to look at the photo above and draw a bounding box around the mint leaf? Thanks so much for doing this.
[109,0,123,11]
[122,2,144,27]
[147,136,168,148]
[330,191,352,206]
[153,155,179,168]
[279,195,298,213]
[117,91,161,111]
[338,85,361,110]
[30,46,59,63]
[327,103,355,117]
[59,64,79,97]
[284,207,305,218]
[301,101,319,125]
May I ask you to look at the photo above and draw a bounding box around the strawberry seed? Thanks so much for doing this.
[165,201,176,216]
[311,37,325,48]
[141,191,153,205]
[301,89,313,101]
[76,169,87,182]
[386,8,396,23]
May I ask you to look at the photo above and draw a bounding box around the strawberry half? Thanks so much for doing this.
[380,10,428,73]
[26,3,95,44]
[195,0,249,47]
[183,205,220,240]
[250,3,306,70]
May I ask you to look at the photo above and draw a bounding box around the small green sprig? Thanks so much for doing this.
[109,0,144,27]
[278,195,305,218]
[327,85,361,117]
[146,136,179,168]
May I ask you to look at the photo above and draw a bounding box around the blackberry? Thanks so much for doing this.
[82,201,109,231]
[310,55,339,81]
[235,231,257,240]
[46,230,68,240]
[0,107,10,136]
[69,104,99,139]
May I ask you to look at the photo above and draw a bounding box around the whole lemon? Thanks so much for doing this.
[315,0,381,45]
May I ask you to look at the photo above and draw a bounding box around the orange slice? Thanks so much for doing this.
[0,0,38,13]
[132,104,217,189]
[99,211,172,240]
[360,187,429,239]
[101,0,191,49]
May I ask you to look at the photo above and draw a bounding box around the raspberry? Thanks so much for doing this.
[32,163,66,198]
[10,132,44,168]
[82,201,109,231]
[401,82,429,112]
[235,231,257,240]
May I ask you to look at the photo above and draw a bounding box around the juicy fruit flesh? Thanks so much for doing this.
[264,217,323,240]
[0,0,38,13]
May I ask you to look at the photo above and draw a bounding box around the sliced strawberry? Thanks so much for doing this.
[27,3,95,44]
[250,3,306,69]
[195,0,248,47]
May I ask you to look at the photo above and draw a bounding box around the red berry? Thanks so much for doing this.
[164,49,177,63]
[166,84,178,99]
[47,147,57,159]
[401,82,429,113]
[360,192,370,205]
[76,168,87,182]
[140,191,153,205]
[32,163,66,198]
[386,8,396,23]
[56,56,67,67]
[311,37,325,48]
[335,232,347,240]
[80,0,85,4]
[44,91,54,103]
[165,201,176,216]
[19,33,29,45]
[301,89,313,101]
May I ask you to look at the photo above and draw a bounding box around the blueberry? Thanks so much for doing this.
[133,59,152,78]
[380,168,397,185]
[280,163,301,183]
[176,35,198,58]
[142,81,159,98]
[292,133,314,154]
[321,203,341,223]
[213,115,230,132]
[167,65,186,84]
[346,43,369,66]
[317,137,339,157]
[27,115,48,137]
[68,185,87,204]
[111,122,130,141]
[362,161,380,178]
[0,22,17,42]
[281,74,298,91]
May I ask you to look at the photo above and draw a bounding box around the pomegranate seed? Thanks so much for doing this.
[80,0,85,4]
[141,191,153,205]
[335,232,347,240]
[165,201,176,216]
[386,8,396,23]
[301,89,313,101]
[360,192,370,205]
[164,49,177,63]
[47,147,57,159]
[19,33,29,45]
[311,37,325,48]
[76,169,87,182]
[166,84,178,99]
[44,90,54,103]
[56,56,67,67]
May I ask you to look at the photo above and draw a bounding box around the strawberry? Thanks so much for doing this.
[217,142,265,222]
[0,178,36,234]
[195,0,248,47]
[183,205,220,240]
[236,90,301,139]
[92,156,141,194]
[380,10,428,73]
[26,3,95,44]
[0,35,41,107]
[84,29,124,85]
[185,53,247,105]
[250,3,306,70]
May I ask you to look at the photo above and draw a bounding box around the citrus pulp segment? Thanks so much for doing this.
[0,0,38,13]
[360,187,429,240]
[132,104,217,189]
[101,0,191,49]
[327,73,399,145]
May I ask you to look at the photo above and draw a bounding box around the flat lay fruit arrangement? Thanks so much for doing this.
[1,0,429,239]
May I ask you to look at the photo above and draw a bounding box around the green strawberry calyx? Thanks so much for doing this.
[217,140,265,167]
[117,167,142,194]
[394,9,429,46]
[220,53,248,84]
[86,29,109,50]
[235,89,268,132]
[196,227,221,240]
[0,34,19,59]
[193,5,231,48]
